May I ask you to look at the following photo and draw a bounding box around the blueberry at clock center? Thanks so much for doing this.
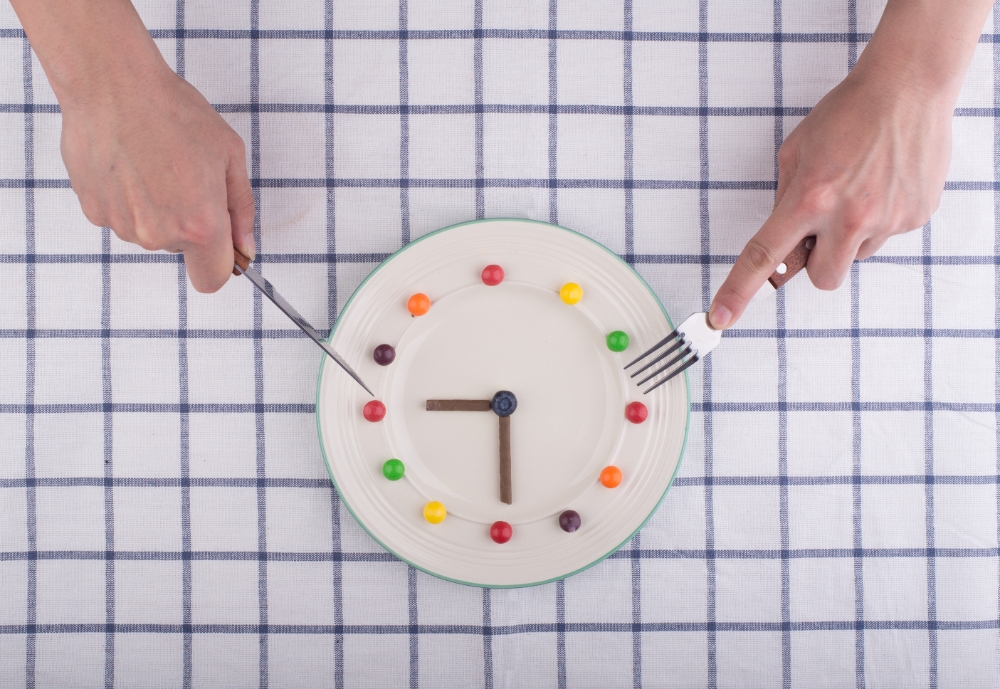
[491,390,517,417]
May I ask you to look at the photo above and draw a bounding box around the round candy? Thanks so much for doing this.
[491,390,517,417]
[559,510,582,533]
[382,458,405,481]
[482,265,505,286]
[606,330,629,352]
[600,465,622,488]
[559,283,583,305]
[373,344,396,366]
[490,521,513,544]
[363,400,386,422]
[424,501,447,524]
[625,401,647,424]
[407,293,431,316]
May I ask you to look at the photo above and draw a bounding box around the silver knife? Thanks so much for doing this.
[233,249,373,396]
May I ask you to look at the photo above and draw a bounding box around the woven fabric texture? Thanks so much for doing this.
[1,0,999,687]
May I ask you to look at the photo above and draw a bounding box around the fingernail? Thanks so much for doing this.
[709,304,732,330]
[242,233,256,262]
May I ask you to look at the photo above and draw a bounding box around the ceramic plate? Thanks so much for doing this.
[316,219,689,587]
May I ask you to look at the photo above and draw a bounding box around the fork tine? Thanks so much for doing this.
[629,337,686,378]
[635,345,692,387]
[624,329,678,369]
[643,355,699,394]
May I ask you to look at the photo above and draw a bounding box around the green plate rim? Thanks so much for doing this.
[314,218,691,588]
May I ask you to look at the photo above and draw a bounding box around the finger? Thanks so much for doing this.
[183,212,234,294]
[709,195,810,329]
[227,139,256,261]
[774,141,798,209]
[855,235,888,262]
[805,231,864,291]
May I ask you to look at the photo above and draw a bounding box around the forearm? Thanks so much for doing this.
[8,0,167,105]
[855,0,994,107]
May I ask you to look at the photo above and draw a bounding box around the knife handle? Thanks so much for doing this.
[233,247,252,276]
[767,236,815,290]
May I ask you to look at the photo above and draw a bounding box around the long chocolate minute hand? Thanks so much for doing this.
[425,391,516,505]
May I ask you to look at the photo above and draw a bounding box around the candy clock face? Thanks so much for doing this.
[317,219,689,587]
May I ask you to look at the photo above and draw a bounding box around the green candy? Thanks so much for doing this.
[606,330,629,352]
[382,458,405,481]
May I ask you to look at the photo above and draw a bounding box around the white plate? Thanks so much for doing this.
[317,219,689,587]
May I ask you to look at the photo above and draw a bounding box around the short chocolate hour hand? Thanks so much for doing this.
[425,390,517,505]
[425,400,492,411]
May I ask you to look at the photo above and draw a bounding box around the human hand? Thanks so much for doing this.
[707,0,994,330]
[61,67,255,293]
[707,66,952,329]
[10,0,254,294]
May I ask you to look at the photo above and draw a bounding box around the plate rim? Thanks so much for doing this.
[315,217,691,588]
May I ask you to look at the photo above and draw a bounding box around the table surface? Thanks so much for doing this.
[2,1,999,687]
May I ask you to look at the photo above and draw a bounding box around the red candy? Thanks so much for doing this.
[481,265,505,286]
[490,521,513,544]
[363,400,386,422]
[625,401,647,424]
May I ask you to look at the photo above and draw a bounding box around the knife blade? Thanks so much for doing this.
[233,249,373,397]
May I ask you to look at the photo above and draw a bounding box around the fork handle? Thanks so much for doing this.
[767,236,815,290]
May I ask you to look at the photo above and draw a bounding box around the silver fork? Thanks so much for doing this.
[625,236,815,393]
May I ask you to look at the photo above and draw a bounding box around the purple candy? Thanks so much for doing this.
[559,510,581,533]
[373,344,396,366]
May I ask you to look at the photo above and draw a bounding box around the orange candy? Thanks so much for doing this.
[600,466,622,488]
[407,293,431,316]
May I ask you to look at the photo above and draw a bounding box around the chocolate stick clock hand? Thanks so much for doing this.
[498,415,512,505]
[425,390,517,505]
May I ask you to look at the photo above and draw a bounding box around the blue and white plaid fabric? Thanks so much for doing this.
[2,0,999,686]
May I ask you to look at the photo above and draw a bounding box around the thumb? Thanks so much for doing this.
[227,142,256,261]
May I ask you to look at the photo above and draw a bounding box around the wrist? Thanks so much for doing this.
[854,0,992,110]
[11,0,169,108]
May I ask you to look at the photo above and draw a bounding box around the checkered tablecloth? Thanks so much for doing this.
[2,0,999,687]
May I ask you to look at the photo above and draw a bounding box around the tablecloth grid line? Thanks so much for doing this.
[19,28,38,689]
[6,178,1000,192]
[622,5,644,688]
[11,473,1000,490]
[100,223,116,689]
[10,400,1000,414]
[545,0,557,226]
[922,219,939,688]
[7,103,1000,118]
[173,2,196,686]
[846,7,866,686]
[771,1,793,686]
[2,619,1000,635]
[7,23,1000,44]
[3,544,1000,562]
[697,3,718,688]
[397,0,411,247]
[12,252,1000,268]
[321,0,346,685]
[407,565,417,689]
[245,3,271,686]
[622,0,634,266]
[482,588,494,689]
[994,7,1000,677]
[473,0,485,221]
[555,578,566,689]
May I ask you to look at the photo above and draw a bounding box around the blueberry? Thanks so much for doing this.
[491,390,517,417]
[373,344,396,366]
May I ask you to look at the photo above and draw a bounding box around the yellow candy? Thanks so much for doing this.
[423,501,447,524]
[559,282,583,305]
